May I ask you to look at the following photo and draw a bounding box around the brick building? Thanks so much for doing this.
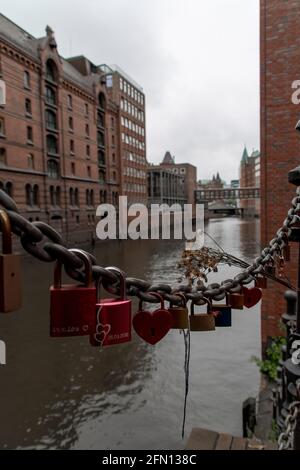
[239,147,260,217]
[0,14,147,243]
[260,0,300,350]
[159,151,197,206]
[147,165,186,207]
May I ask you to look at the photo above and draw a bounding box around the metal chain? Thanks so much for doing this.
[0,188,300,304]
[278,401,300,450]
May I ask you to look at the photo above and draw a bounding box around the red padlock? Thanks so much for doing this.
[50,249,97,337]
[133,292,173,345]
[90,267,131,347]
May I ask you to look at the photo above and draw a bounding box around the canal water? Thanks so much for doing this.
[0,217,261,449]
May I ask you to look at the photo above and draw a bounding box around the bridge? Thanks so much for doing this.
[195,187,260,202]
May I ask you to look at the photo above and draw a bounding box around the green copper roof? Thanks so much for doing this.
[241,146,249,163]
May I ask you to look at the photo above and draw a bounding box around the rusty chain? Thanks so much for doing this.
[0,188,300,305]
[278,401,300,450]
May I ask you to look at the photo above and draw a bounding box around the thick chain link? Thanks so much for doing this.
[278,401,300,450]
[0,188,300,304]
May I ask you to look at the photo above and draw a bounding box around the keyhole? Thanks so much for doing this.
[11,272,15,278]
[150,327,155,337]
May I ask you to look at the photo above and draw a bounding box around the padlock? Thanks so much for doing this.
[50,249,97,337]
[90,267,131,347]
[168,293,189,329]
[207,300,232,327]
[255,276,267,289]
[189,301,215,332]
[133,292,173,345]
[0,209,22,313]
[227,292,244,310]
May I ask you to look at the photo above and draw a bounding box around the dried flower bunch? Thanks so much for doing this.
[177,247,249,286]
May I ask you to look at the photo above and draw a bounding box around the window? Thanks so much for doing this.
[75,188,79,206]
[69,187,74,206]
[76,215,80,225]
[45,109,57,130]
[97,131,105,147]
[70,139,74,154]
[98,149,105,165]
[24,71,30,89]
[86,145,90,158]
[33,185,39,206]
[45,86,56,106]
[56,186,61,206]
[25,99,32,116]
[46,60,57,82]
[112,135,115,146]
[120,77,123,90]
[5,182,12,197]
[47,159,59,179]
[85,124,89,137]
[47,135,58,154]
[69,116,73,131]
[50,186,55,205]
[67,94,73,110]
[99,170,105,184]
[0,117,5,136]
[97,111,105,128]
[87,165,91,177]
[106,75,113,88]
[27,126,33,143]
[112,153,116,164]
[85,103,89,116]
[112,171,116,181]
[111,117,114,128]
[0,148,6,165]
[71,162,75,175]
[27,153,34,169]
[98,92,106,110]
[25,184,31,205]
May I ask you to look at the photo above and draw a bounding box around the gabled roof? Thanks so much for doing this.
[162,151,175,165]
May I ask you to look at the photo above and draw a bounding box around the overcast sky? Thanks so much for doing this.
[1,0,259,182]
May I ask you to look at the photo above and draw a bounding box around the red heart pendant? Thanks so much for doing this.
[243,287,262,308]
[133,308,173,345]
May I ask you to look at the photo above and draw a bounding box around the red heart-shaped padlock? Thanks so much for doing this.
[133,293,173,345]
[243,287,262,308]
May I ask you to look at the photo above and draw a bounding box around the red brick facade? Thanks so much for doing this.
[260,0,300,350]
[0,15,147,243]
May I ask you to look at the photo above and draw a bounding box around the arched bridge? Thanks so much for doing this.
[195,187,260,202]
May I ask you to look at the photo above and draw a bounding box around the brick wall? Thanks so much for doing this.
[260,0,300,351]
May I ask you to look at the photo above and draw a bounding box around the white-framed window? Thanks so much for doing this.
[120,77,123,90]
[0,80,6,106]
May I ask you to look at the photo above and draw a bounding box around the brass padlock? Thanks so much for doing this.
[227,292,244,310]
[168,293,189,329]
[189,301,215,332]
[0,209,22,312]
[255,276,267,289]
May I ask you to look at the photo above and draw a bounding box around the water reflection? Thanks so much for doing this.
[0,217,261,449]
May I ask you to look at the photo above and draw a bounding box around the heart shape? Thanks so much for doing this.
[133,309,173,345]
[92,323,111,346]
[243,287,262,309]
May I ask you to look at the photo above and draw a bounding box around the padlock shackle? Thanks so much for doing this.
[139,291,164,311]
[106,266,127,300]
[171,292,187,308]
[54,249,93,288]
[70,249,93,287]
[0,209,12,254]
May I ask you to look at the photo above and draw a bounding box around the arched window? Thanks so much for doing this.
[75,188,79,206]
[5,182,13,197]
[98,92,106,110]
[47,159,59,179]
[33,185,39,206]
[97,111,105,128]
[45,109,57,130]
[0,148,6,165]
[25,184,31,206]
[46,59,57,82]
[45,85,56,106]
[69,187,74,206]
[69,116,73,131]
[24,71,30,89]
[56,187,61,206]
[47,135,58,155]
[50,186,55,205]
